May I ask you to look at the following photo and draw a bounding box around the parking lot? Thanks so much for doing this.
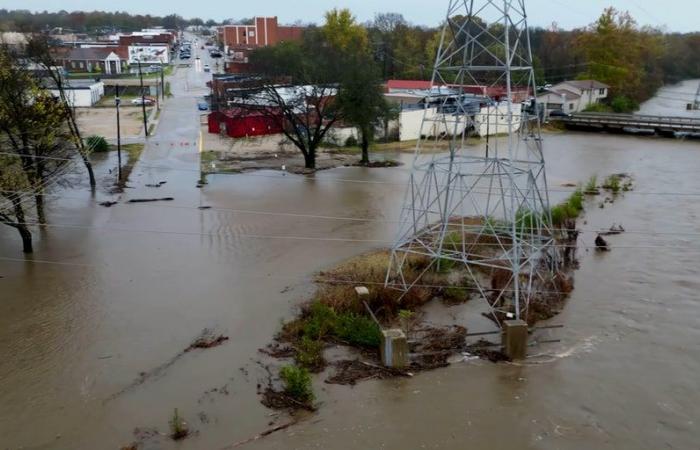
[75,106,153,139]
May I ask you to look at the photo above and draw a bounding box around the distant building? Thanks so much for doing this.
[48,79,104,107]
[386,79,530,102]
[218,17,305,73]
[537,80,609,115]
[382,83,524,140]
[0,31,28,47]
[54,47,128,74]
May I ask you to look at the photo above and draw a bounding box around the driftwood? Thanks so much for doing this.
[221,419,298,449]
[127,197,175,203]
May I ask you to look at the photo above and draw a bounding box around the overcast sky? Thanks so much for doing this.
[4,0,697,32]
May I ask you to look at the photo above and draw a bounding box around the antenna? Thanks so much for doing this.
[386,0,560,324]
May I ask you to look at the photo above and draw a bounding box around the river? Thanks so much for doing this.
[1,67,699,449]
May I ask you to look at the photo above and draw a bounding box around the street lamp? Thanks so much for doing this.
[115,85,122,181]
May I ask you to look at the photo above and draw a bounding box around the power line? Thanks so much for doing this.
[3,151,700,198]
[3,189,700,238]
[3,219,700,252]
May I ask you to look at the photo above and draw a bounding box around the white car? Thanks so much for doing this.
[131,97,155,106]
[203,64,210,72]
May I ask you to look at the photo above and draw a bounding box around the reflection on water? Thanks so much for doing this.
[1,90,700,449]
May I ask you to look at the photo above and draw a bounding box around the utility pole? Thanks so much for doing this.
[161,61,166,101]
[115,84,122,181]
[138,60,148,137]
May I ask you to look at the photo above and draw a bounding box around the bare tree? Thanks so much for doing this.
[229,84,341,170]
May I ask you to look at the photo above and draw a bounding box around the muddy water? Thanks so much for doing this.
[2,77,700,449]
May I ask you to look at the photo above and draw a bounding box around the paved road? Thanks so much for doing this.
[121,33,216,199]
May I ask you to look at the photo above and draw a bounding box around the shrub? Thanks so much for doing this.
[295,336,324,371]
[610,96,639,113]
[280,365,314,403]
[299,301,381,348]
[334,312,382,348]
[345,135,358,147]
[583,103,612,113]
[302,302,337,340]
[86,135,109,153]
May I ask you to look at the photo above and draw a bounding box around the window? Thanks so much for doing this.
[569,103,575,110]
[71,61,77,68]
[248,31,255,37]
[599,88,605,95]
[79,62,84,69]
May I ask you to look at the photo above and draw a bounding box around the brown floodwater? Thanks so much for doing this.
[1,72,699,449]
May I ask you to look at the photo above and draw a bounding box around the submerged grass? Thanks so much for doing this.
[603,174,621,194]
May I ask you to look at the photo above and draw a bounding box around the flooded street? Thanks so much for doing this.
[1,62,699,449]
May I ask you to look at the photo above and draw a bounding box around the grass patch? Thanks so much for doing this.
[112,143,145,192]
[279,365,314,404]
[549,188,585,226]
[603,174,621,194]
[584,175,600,195]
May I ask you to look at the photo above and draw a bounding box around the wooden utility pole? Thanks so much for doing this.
[115,84,122,181]
[138,60,148,137]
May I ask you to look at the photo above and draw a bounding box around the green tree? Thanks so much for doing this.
[0,43,75,251]
[337,53,394,165]
[322,9,368,53]
[575,8,663,104]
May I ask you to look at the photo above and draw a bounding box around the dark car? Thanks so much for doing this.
[549,110,572,118]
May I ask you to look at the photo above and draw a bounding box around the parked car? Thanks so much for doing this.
[203,64,210,72]
[198,102,208,111]
[549,109,571,118]
[131,97,155,106]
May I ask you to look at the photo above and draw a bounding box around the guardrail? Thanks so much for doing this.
[557,112,700,133]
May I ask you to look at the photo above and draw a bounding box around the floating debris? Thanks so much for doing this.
[595,235,610,251]
[127,197,174,203]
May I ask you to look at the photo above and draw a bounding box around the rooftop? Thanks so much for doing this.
[559,80,610,90]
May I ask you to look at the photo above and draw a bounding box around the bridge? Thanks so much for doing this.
[556,112,700,136]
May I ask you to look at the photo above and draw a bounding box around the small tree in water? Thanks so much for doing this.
[168,408,189,440]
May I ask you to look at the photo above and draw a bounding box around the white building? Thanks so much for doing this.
[385,91,522,141]
[49,80,105,107]
[537,80,609,115]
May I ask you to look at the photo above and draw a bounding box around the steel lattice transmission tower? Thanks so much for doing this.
[386,0,558,323]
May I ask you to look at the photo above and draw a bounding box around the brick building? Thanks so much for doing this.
[218,17,305,73]
[219,17,303,49]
